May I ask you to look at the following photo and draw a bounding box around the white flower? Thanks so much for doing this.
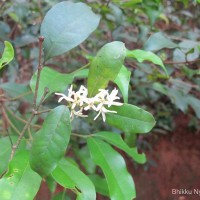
[76,85,88,97]
[55,92,73,103]
[84,97,98,111]
[70,108,88,120]
[55,85,123,122]
[104,88,123,107]
[94,105,117,122]
[70,92,83,109]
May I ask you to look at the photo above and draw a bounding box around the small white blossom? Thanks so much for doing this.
[94,105,117,122]
[54,93,73,103]
[55,85,122,122]
[84,97,98,111]
[70,108,88,120]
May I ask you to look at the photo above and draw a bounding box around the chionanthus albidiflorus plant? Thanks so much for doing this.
[0,1,168,200]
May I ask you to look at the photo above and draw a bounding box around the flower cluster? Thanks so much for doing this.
[55,85,123,122]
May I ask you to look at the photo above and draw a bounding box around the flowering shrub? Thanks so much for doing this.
[0,1,168,200]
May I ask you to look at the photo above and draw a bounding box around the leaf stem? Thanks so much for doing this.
[72,62,90,74]
[71,132,93,138]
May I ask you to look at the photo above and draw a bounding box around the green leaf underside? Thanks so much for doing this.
[153,82,200,119]
[88,138,136,200]
[0,151,41,200]
[106,103,156,134]
[88,175,109,197]
[0,41,14,70]
[52,159,96,200]
[0,83,33,102]
[94,131,146,164]
[30,67,88,104]
[87,41,126,97]
[144,32,177,51]
[74,146,96,174]
[30,106,71,177]
[114,65,131,103]
[126,49,168,76]
[41,1,100,60]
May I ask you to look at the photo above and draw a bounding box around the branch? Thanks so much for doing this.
[33,109,51,115]
[9,87,49,161]
[5,107,41,129]
[9,36,47,161]
[33,36,44,109]
[164,59,200,65]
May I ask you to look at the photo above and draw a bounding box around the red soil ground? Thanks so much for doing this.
[132,114,200,200]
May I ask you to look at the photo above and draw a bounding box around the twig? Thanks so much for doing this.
[3,110,21,136]
[9,87,49,161]
[9,91,32,101]
[71,62,90,74]
[28,127,33,141]
[33,36,44,109]
[79,44,90,54]
[148,31,194,42]
[164,58,200,65]
[1,91,32,102]
[33,109,51,115]
[5,107,41,129]
[9,36,47,161]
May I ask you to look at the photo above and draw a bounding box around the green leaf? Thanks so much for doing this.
[74,146,96,174]
[114,65,131,103]
[152,82,168,96]
[126,49,168,76]
[94,131,146,164]
[5,110,29,136]
[106,103,156,134]
[88,175,109,197]
[0,151,42,200]
[143,32,177,51]
[88,41,126,97]
[41,1,100,60]
[30,105,71,177]
[187,96,200,119]
[113,0,142,6]
[0,83,33,102]
[52,192,70,200]
[153,82,191,113]
[0,41,14,70]
[88,138,135,200]
[30,67,88,104]
[0,136,26,176]
[52,159,96,200]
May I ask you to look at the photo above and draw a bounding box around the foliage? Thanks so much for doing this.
[0,41,14,70]
[0,0,199,199]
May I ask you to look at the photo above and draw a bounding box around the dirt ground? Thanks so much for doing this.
[132,114,200,200]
